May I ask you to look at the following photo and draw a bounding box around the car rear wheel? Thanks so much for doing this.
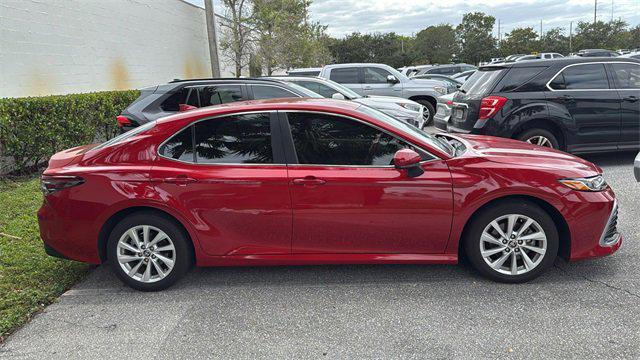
[107,212,192,291]
[517,128,560,149]
[415,100,435,127]
[464,200,558,283]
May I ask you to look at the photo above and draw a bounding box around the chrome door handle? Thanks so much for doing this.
[623,95,639,102]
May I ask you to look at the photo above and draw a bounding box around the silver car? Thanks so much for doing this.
[318,63,453,124]
[274,76,428,128]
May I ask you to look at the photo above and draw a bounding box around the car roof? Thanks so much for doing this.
[269,76,325,82]
[168,77,288,85]
[156,98,361,125]
[484,57,639,69]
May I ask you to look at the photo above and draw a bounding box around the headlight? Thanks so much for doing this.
[396,103,422,112]
[558,175,607,191]
[434,86,447,95]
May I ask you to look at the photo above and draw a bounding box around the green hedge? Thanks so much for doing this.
[0,90,140,174]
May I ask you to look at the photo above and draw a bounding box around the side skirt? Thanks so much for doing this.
[195,253,458,267]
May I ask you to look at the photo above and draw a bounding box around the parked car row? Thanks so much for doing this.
[434,57,640,154]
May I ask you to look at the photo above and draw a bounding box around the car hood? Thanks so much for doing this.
[449,134,601,177]
[404,78,447,88]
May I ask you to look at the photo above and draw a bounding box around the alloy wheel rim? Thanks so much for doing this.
[117,225,176,283]
[480,214,547,276]
[526,135,554,148]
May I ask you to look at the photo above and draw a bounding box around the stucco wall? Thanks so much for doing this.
[0,0,231,98]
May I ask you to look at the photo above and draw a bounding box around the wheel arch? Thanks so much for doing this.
[408,95,437,109]
[512,118,567,150]
[97,206,196,263]
[457,194,571,261]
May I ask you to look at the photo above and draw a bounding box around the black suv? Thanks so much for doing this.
[434,58,639,153]
[118,78,322,131]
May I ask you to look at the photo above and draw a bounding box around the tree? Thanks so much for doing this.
[414,24,456,64]
[499,27,539,56]
[252,0,331,74]
[540,27,569,54]
[456,12,497,64]
[219,0,254,77]
[573,19,629,50]
[328,32,417,68]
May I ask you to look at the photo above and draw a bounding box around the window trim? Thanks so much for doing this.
[157,110,286,166]
[546,61,639,91]
[279,110,440,168]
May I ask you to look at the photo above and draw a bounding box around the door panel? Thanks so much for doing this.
[288,162,453,254]
[282,111,453,254]
[609,62,640,149]
[363,67,401,96]
[546,63,620,152]
[151,112,292,256]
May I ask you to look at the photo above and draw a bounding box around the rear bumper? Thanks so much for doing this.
[38,200,101,264]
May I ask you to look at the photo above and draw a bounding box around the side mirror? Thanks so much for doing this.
[456,84,461,89]
[179,104,198,112]
[331,92,346,100]
[386,75,399,84]
[393,149,424,177]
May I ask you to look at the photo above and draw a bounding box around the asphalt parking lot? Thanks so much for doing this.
[1,150,638,360]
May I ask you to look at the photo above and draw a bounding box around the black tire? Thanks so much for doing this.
[463,200,558,283]
[107,211,192,291]
[516,128,560,150]
[415,100,436,127]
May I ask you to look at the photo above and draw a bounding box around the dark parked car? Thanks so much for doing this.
[413,63,477,77]
[434,58,640,153]
[117,78,322,131]
[577,49,619,57]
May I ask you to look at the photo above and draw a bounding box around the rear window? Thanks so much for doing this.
[94,120,157,151]
[459,68,505,95]
[494,66,547,92]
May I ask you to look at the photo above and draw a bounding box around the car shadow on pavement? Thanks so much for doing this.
[579,150,637,167]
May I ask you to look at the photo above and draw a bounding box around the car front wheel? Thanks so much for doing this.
[464,201,559,283]
[415,100,435,127]
[107,212,192,291]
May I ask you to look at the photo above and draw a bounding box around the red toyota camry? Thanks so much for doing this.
[38,98,621,291]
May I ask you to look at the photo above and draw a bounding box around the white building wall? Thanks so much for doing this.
[0,0,232,98]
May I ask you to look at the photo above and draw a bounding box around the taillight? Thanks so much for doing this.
[478,96,507,120]
[41,175,85,195]
[116,116,132,127]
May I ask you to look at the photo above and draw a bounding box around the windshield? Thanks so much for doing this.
[93,121,157,150]
[320,79,362,99]
[285,82,325,98]
[356,105,454,156]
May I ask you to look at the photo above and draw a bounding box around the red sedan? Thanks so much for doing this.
[38,98,621,291]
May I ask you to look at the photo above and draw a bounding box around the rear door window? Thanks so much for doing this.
[199,85,244,106]
[610,63,640,89]
[194,113,274,164]
[329,68,360,83]
[252,85,298,99]
[549,64,609,90]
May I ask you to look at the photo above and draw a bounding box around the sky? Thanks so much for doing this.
[188,0,640,38]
